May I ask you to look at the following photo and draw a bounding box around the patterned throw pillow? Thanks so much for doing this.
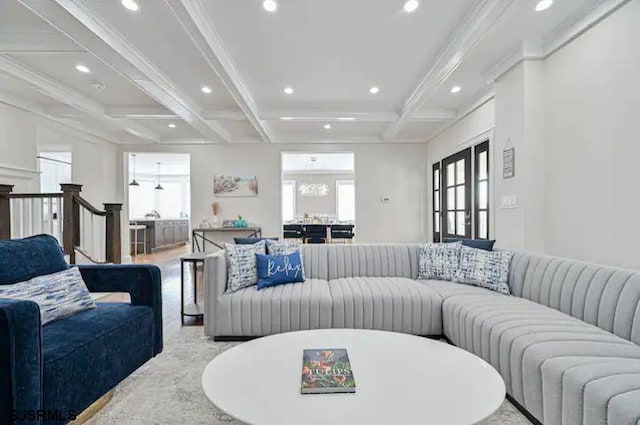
[225,240,266,293]
[266,239,306,279]
[418,242,462,281]
[0,266,96,325]
[453,246,513,294]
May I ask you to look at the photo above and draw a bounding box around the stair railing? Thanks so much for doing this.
[0,183,122,264]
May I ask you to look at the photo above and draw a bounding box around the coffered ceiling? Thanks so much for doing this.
[0,0,627,145]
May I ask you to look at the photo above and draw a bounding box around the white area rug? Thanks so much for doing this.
[87,327,532,425]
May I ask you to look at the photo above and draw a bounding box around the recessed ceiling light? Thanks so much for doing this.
[281,117,294,120]
[168,123,177,128]
[284,86,294,95]
[121,0,139,12]
[369,86,380,95]
[324,124,332,130]
[450,86,462,93]
[263,0,278,12]
[75,65,90,73]
[201,86,212,94]
[535,0,553,11]
[403,0,420,13]
[338,117,356,121]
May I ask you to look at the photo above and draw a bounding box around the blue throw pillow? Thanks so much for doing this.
[256,252,305,290]
[0,234,68,285]
[234,237,278,245]
[443,237,495,251]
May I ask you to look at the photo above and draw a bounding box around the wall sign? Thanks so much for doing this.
[503,147,515,179]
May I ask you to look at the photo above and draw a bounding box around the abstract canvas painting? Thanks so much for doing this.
[214,175,259,197]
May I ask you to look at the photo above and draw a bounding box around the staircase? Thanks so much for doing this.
[0,183,122,264]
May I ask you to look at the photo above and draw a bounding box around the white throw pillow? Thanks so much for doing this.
[418,242,462,281]
[453,246,513,294]
[0,266,96,325]
[225,240,267,293]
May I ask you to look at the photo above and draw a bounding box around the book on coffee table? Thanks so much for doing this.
[301,348,356,394]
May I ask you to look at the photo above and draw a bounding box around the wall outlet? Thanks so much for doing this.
[500,195,517,209]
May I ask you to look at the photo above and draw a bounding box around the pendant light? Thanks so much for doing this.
[154,161,164,190]
[129,153,140,186]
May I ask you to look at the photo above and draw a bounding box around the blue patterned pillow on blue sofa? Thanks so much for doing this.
[0,266,96,325]
[453,246,513,294]
[256,252,305,290]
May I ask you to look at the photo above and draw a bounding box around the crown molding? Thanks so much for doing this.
[19,0,230,143]
[382,0,514,141]
[0,30,83,54]
[542,0,630,57]
[0,164,40,180]
[169,0,274,143]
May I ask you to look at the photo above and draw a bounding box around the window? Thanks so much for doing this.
[432,163,441,242]
[281,180,296,222]
[336,180,355,222]
[474,141,490,239]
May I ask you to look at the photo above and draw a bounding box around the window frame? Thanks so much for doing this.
[432,162,441,242]
[281,180,297,222]
[474,140,490,240]
[335,180,356,222]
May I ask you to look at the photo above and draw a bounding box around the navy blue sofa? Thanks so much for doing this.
[0,235,163,425]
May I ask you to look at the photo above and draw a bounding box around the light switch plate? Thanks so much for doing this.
[500,195,517,209]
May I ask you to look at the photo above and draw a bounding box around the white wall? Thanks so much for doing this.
[425,0,640,269]
[120,143,428,245]
[0,102,120,204]
[542,0,640,269]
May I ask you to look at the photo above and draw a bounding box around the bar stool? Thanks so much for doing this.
[130,223,147,256]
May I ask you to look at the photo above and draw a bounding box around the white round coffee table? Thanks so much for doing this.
[202,329,505,425]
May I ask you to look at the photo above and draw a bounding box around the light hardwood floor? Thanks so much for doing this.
[98,245,204,338]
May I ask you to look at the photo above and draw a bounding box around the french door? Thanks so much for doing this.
[441,148,472,239]
[432,141,490,242]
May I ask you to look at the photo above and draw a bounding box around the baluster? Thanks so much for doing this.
[48,198,54,237]
[57,198,64,243]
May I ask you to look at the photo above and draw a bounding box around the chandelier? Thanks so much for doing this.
[298,183,329,197]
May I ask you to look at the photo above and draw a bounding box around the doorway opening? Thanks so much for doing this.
[127,153,191,258]
[281,152,355,244]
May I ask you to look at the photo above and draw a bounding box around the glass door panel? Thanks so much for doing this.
[441,148,472,239]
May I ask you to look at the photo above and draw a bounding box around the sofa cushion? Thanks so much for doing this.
[420,279,501,299]
[256,252,305,289]
[443,294,640,424]
[326,244,419,280]
[328,277,442,335]
[42,303,154,419]
[508,252,640,345]
[443,237,496,251]
[0,234,68,285]
[215,278,333,336]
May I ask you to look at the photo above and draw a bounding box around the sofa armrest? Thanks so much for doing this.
[78,264,163,355]
[204,251,226,337]
[0,299,43,425]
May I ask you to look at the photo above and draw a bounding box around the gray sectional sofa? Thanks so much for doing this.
[204,244,640,425]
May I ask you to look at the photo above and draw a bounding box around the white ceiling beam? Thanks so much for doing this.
[0,54,160,143]
[18,0,231,143]
[169,0,275,143]
[0,88,128,145]
[383,0,514,141]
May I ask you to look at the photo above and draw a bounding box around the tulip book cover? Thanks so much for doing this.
[301,348,356,394]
